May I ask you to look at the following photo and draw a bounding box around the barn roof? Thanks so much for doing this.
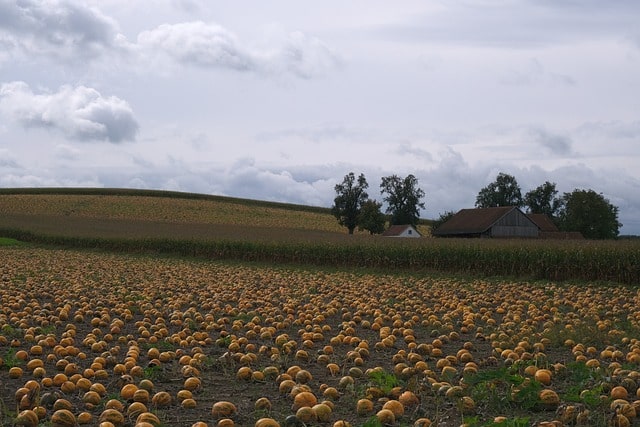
[382,224,421,237]
[432,206,529,236]
[526,213,559,232]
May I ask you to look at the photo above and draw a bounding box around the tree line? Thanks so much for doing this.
[333,171,622,239]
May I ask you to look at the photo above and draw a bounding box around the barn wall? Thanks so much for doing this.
[491,226,539,237]
[491,209,539,237]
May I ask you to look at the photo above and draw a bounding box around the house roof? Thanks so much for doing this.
[382,224,421,237]
[526,213,559,232]
[433,206,526,236]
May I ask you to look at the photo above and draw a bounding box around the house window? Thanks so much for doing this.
[408,230,412,235]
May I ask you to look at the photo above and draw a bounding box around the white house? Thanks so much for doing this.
[382,224,422,238]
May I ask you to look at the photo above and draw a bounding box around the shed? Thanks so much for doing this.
[432,206,539,238]
[382,224,422,238]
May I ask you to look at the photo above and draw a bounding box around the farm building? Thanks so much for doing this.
[432,206,540,238]
[527,213,584,239]
[382,224,422,238]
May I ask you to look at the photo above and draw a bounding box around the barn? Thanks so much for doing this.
[432,206,540,238]
[382,224,422,238]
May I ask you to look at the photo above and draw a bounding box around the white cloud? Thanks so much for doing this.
[135,21,340,78]
[136,21,254,71]
[271,31,342,79]
[0,81,138,143]
[0,0,125,62]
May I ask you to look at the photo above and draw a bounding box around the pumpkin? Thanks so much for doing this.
[184,377,202,391]
[292,391,317,411]
[356,399,374,416]
[105,399,125,412]
[539,389,560,407]
[398,391,419,407]
[126,401,147,418]
[295,406,317,424]
[120,383,138,400]
[132,389,150,404]
[612,386,629,400]
[77,412,93,425]
[255,419,280,427]
[212,401,237,419]
[376,409,396,425]
[52,399,73,411]
[382,400,404,417]
[312,403,332,422]
[182,398,197,409]
[217,420,235,427]
[534,369,552,385]
[413,419,432,427]
[14,410,39,427]
[136,412,161,425]
[254,397,272,411]
[98,409,125,427]
[82,391,101,406]
[50,409,77,427]
[9,366,24,379]
[151,391,172,407]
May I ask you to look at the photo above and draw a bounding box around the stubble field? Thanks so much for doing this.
[2,246,640,427]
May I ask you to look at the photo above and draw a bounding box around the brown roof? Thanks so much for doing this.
[526,214,559,232]
[382,224,421,237]
[433,206,521,236]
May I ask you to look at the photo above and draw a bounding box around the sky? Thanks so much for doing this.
[0,1,639,234]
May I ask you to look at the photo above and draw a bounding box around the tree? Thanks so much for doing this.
[358,200,386,235]
[475,172,523,208]
[431,210,456,233]
[557,189,621,239]
[331,172,369,234]
[524,181,561,218]
[380,174,425,226]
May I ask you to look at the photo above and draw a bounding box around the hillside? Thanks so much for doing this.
[0,188,431,240]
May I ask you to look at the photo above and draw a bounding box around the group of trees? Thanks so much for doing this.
[472,172,621,239]
[331,172,425,234]
[333,171,621,239]
[331,172,622,239]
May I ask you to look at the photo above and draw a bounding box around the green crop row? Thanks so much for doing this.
[2,227,638,284]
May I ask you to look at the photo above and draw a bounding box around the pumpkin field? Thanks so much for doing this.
[1,190,640,426]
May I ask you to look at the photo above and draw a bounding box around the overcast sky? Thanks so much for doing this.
[1,1,639,234]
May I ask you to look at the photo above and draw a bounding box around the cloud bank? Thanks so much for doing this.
[0,81,138,143]
[0,0,124,61]
[136,22,340,78]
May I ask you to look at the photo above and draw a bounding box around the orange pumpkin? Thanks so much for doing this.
[50,409,76,427]
[151,391,172,407]
[14,410,39,427]
[292,391,317,411]
[98,409,125,427]
[212,401,237,419]
[255,419,280,427]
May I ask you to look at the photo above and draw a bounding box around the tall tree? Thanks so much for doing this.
[380,174,425,226]
[331,172,369,234]
[557,189,621,239]
[358,200,386,235]
[524,181,561,218]
[475,172,523,208]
